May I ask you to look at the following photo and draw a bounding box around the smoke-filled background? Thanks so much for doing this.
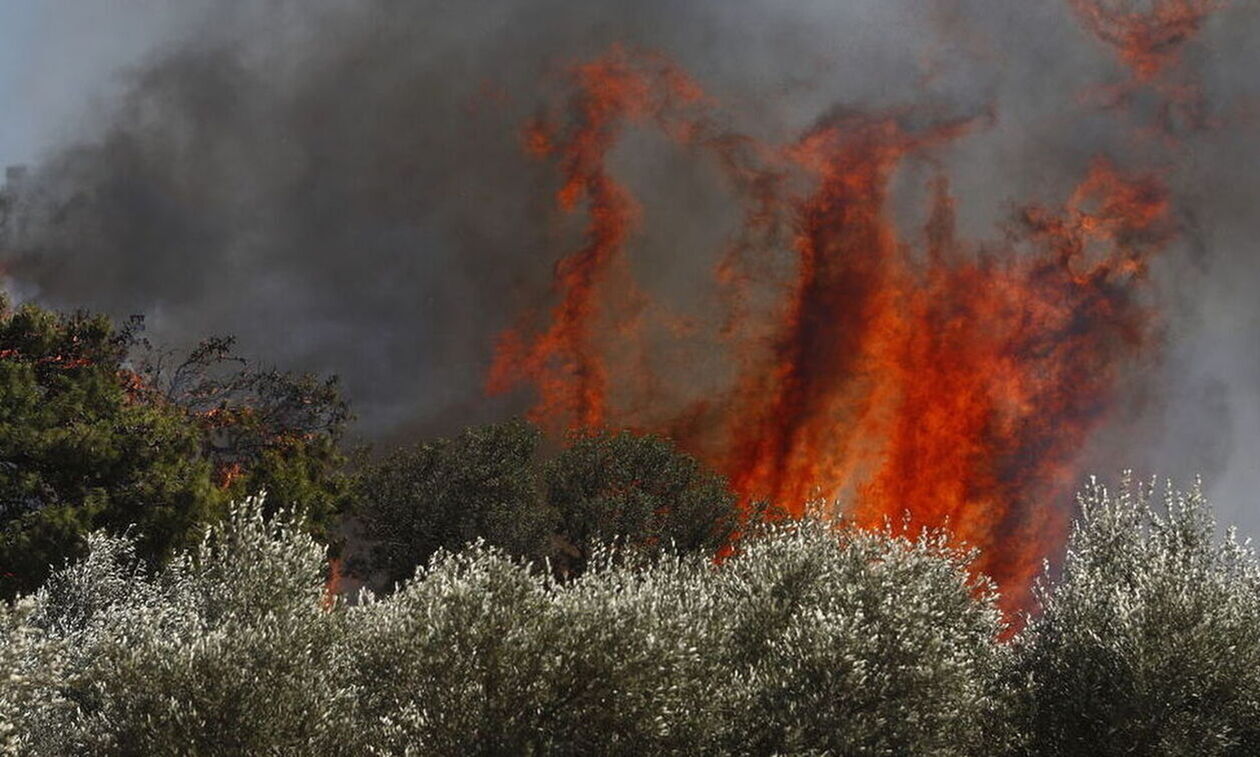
[0,0,1257,534]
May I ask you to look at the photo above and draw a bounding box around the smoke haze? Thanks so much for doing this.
[2,0,1258,533]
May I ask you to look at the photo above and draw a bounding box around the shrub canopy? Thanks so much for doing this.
[1,497,1006,755]
[353,423,739,586]
[1012,476,1260,756]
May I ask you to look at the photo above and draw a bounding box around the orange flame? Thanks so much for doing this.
[488,49,1176,613]
[486,47,711,430]
[1068,0,1227,82]
[216,462,245,490]
[1069,0,1229,137]
[322,557,342,610]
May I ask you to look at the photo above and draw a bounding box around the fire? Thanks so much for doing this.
[1067,0,1227,82]
[853,160,1170,609]
[1069,0,1228,136]
[216,462,245,490]
[321,557,345,610]
[486,47,711,430]
[487,48,1175,612]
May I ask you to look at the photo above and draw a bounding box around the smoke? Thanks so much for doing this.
[2,0,1259,533]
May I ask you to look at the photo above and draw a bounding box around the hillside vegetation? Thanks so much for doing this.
[3,478,1259,755]
[4,299,1260,755]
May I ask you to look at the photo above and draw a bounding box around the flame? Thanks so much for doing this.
[0,346,95,370]
[322,557,342,610]
[1067,0,1227,82]
[489,48,1176,612]
[486,47,711,430]
[1069,0,1228,137]
[853,160,1170,610]
[216,462,245,490]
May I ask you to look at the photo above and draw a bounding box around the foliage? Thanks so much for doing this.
[1,499,355,755]
[1,497,1005,755]
[352,419,554,587]
[0,296,350,598]
[0,297,220,598]
[1011,475,1260,756]
[9,423,1260,755]
[544,429,738,573]
[352,422,740,586]
[709,517,1009,756]
[137,334,352,534]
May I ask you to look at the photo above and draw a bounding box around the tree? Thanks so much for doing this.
[544,429,738,573]
[706,517,1009,755]
[135,334,352,540]
[351,422,740,586]
[2,499,356,755]
[352,419,554,587]
[0,298,220,598]
[0,296,349,598]
[1011,476,1260,756]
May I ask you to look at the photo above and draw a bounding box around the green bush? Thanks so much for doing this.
[352,419,555,587]
[352,423,739,586]
[544,429,738,574]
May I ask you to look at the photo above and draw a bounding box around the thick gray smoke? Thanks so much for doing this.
[2,1,1258,531]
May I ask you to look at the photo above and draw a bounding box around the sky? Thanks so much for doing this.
[0,0,45,164]
[0,0,205,165]
[0,1,1257,540]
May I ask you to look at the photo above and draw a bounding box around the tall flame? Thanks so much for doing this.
[488,48,1175,611]
[486,48,711,429]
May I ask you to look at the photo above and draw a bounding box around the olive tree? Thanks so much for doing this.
[3,499,1007,755]
[1,499,356,755]
[1012,476,1260,756]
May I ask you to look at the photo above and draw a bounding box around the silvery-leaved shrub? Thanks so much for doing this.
[3,496,1007,755]
[1,596,69,756]
[2,497,360,755]
[705,518,1010,756]
[341,518,1008,755]
[1012,476,1260,756]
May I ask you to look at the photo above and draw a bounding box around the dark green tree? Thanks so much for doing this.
[544,429,738,573]
[352,422,739,586]
[0,298,220,597]
[0,296,349,598]
[353,419,553,587]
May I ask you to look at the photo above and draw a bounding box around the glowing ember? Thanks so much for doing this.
[322,557,343,610]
